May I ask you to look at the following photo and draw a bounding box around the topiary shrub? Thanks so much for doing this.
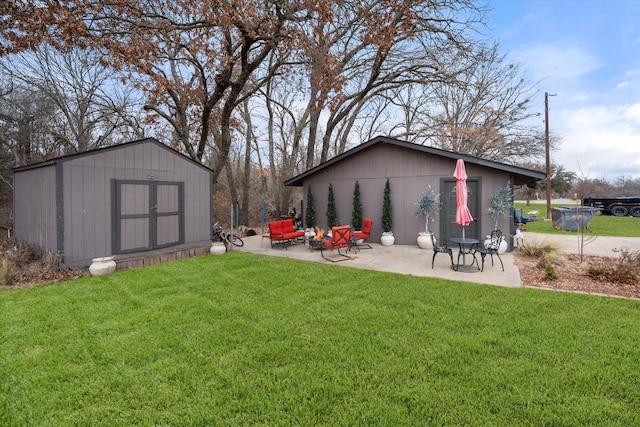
[351,180,363,230]
[305,186,315,228]
[326,183,338,227]
[381,178,393,232]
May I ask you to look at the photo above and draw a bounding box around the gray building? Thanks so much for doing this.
[13,138,213,268]
[285,136,545,246]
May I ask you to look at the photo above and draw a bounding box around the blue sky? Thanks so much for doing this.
[488,0,640,181]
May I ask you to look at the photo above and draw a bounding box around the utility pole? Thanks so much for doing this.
[544,92,555,220]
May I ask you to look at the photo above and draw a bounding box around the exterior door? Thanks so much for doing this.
[113,180,184,254]
[441,178,480,242]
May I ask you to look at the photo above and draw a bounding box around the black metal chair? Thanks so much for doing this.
[431,233,455,269]
[473,230,504,272]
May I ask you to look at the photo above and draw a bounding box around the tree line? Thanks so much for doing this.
[1,0,611,227]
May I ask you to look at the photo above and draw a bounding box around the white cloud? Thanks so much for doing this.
[490,1,640,181]
[554,104,640,179]
[623,103,640,125]
[511,41,600,85]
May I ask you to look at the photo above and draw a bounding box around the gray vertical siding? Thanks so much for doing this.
[13,165,57,251]
[14,138,213,268]
[304,143,513,245]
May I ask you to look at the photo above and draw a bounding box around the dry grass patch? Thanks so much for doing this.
[0,239,82,287]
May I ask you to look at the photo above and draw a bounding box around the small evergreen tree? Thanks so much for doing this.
[305,186,315,228]
[381,178,393,232]
[351,180,363,230]
[326,183,338,227]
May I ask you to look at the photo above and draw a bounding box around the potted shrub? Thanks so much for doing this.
[380,178,394,246]
[485,183,512,254]
[414,186,441,249]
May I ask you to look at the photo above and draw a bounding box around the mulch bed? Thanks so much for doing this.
[514,253,640,300]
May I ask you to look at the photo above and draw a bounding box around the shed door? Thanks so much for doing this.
[113,180,184,254]
[441,178,480,242]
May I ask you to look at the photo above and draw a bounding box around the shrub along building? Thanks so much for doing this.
[285,136,545,248]
[13,138,213,269]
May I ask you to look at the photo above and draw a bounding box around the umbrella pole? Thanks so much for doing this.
[460,226,470,268]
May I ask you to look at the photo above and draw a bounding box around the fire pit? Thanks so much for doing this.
[308,226,325,250]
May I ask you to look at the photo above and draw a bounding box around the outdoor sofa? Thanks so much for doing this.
[268,218,305,249]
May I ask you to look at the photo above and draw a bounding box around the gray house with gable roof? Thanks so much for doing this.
[285,136,545,247]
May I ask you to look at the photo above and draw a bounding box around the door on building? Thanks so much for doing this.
[112,180,184,254]
[441,178,480,242]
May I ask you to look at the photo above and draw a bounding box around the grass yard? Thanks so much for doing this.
[2,252,640,426]
[515,201,640,237]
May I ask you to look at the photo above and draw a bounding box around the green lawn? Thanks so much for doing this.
[2,252,640,425]
[515,201,640,237]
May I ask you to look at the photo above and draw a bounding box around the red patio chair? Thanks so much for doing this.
[351,218,373,249]
[321,225,352,262]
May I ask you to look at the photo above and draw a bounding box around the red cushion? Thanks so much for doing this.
[325,225,351,249]
[269,219,304,242]
[352,218,371,239]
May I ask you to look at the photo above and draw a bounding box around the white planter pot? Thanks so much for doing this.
[483,236,508,254]
[89,256,116,276]
[417,233,433,249]
[210,242,227,255]
[380,232,395,246]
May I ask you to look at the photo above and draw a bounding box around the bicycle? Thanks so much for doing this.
[212,221,244,251]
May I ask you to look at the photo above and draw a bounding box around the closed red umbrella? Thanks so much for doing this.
[453,159,474,238]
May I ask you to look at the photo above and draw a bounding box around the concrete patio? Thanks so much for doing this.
[230,231,640,289]
[232,234,522,288]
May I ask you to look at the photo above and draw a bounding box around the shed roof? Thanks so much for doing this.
[12,137,213,174]
[284,135,546,187]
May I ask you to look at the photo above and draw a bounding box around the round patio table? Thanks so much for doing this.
[449,237,480,273]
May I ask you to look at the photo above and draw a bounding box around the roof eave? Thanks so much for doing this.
[284,135,546,186]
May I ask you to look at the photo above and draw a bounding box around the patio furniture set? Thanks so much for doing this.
[267,218,373,262]
[267,217,504,272]
[431,230,504,273]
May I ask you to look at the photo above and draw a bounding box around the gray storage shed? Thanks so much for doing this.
[13,138,213,268]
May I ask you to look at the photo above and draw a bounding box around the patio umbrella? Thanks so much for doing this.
[453,159,474,239]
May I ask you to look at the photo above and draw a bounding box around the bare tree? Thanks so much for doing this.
[0,85,58,166]
[1,46,146,154]
[413,42,542,163]
[316,0,488,163]
[0,1,334,179]
[258,70,307,216]
[613,176,640,196]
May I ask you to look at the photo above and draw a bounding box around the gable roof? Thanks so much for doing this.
[284,135,546,187]
[13,137,214,174]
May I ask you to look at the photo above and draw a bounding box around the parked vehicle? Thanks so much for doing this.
[582,197,640,217]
